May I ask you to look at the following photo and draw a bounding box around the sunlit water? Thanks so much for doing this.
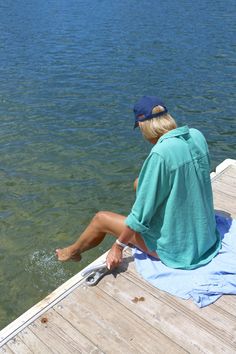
[0,0,235,328]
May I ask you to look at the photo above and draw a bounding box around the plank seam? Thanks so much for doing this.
[20,327,54,354]
[96,280,188,353]
[120,271,236,350]
[52,308,104,354]
[0,278,85,347]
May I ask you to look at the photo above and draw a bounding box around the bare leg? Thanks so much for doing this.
[56,211,158,261]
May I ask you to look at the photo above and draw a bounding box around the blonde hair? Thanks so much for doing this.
[139,105,177,142]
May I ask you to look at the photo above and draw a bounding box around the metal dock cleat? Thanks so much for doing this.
[81,261,110,286]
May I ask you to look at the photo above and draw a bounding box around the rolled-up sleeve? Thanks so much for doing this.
[125,153,170,234]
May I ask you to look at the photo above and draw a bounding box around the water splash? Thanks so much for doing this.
[25,249,70,292]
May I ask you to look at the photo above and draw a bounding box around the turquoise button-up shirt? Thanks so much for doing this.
[125,126,221,269]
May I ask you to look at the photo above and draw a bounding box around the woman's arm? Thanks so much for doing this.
[133,177,138,192]
[106,225,134,270]
[126,154,170,235]
[107,155,170,269]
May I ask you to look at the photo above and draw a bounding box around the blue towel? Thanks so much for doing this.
[132,214,236,307]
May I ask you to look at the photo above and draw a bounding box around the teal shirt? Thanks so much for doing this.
[125,126,221,269]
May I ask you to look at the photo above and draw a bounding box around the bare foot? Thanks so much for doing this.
[56,246,81,262]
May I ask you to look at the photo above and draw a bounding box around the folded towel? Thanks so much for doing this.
[132,214,236,307]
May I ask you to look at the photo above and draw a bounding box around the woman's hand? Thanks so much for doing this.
[106,243,123,270]
[107,226,134,270]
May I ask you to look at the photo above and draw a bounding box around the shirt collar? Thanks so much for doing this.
[158,125,189,144]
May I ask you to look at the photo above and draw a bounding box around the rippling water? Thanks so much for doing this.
[0,0,235,328]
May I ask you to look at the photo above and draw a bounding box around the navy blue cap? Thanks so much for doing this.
[133,96,168,128]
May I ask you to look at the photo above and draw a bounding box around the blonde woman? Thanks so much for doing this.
[56,96,221,270]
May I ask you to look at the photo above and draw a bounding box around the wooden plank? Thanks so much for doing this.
[17,329,53,354]
[124,254,236,320]
[213,190,236,217]
[214,184,236,197]
[212,164,236,216]
[212,163,236,180]
[55,285,186,354]
[213,192,235,211]
[212,172,236,193]
[212,179,236,197]
[99,269,236,354]
[226,166,236,178]
[169,295,236,346]
[29,309,102,354]
[218,165,236,178]
[214,169,236,183]
[0,345,14,353]
[214,295,236,316]
[122,253,236,336]
[3,337,32,354]
[0,251,108,347]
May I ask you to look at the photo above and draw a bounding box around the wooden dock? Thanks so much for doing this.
[0,159,236,354]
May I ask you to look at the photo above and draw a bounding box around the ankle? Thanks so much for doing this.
[68,244,80,254]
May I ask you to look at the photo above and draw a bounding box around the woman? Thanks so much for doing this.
[56,96,221,270]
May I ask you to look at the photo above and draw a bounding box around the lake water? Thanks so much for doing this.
[0,0,235,329]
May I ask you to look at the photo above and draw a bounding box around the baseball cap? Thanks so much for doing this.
[133,96,168,128]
